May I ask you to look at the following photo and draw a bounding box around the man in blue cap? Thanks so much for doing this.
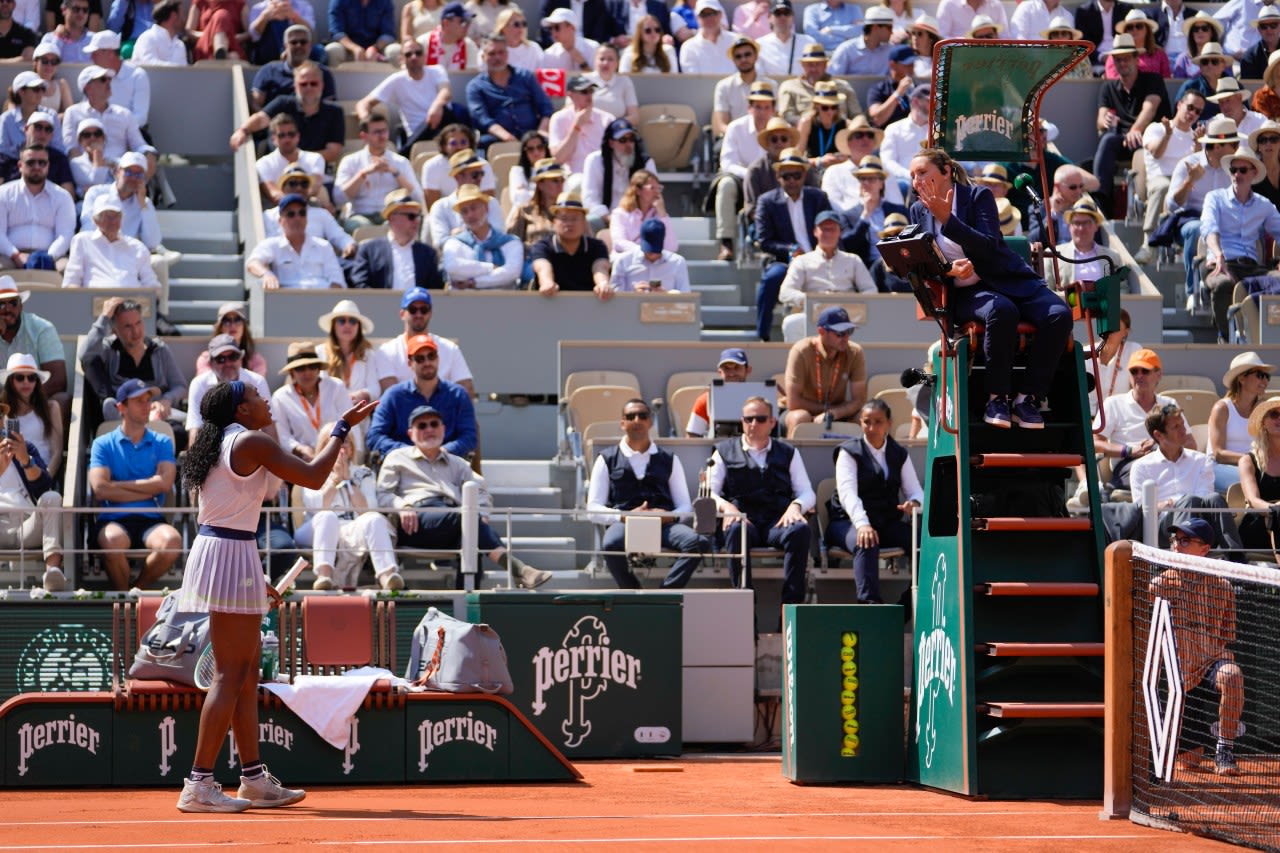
[686,347,752,437]
[245,194,346,289]
[377,286,474,394]
[865,44,915,128]
[783,305,866,437]
[609,219,690,292]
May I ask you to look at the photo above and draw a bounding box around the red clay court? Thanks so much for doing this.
[1,756,1238,852]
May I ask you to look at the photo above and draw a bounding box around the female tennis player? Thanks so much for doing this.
[907,147,1074,431]
[174,380,376,813]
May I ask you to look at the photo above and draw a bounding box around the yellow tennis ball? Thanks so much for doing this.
[841,703,856,720]
[845,675,859,691]
[840,646,855,662]
[842,632,857,647]
[841,689,855,704]
[840,747,856,757]
[841,659,856,676]
[843,733,860,750]
[843,718,860,736]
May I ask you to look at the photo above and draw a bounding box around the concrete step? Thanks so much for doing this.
[156,209,235,232]
[482,459,555,488]
[687,259,756,285]
[505,536,579,571]
[171,252,244,279]
[679,239,720,261]
[671,216,715,241]
[163,234,240,254]
[692,283,741,306]
[489,485,563,510]
[700,328,759,342]
[701,305,754,329]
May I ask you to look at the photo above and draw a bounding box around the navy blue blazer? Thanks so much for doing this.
[755,187,833,263]
[350,238,443,290]
[907,183,1043,299]
[1074,0,1133,63]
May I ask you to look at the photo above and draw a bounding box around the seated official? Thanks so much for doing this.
[441,185,523,289]
[376,404,552,589]
[826,399,922,604]
[351,189,442,290]
[585,399,709,588]
[63,195,160,289]
[609,220,690,292]
[706,395,815,606]
[367,334,476,457]
[0,403,65,592]
[531,192,612,298]
[246,194,346,289]
[299,425,402,591]
[88,378,183,590]
[783,306,867,437]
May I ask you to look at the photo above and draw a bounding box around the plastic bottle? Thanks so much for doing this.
[261,630,279,682]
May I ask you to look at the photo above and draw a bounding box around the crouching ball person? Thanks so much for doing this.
[174,380,376,813]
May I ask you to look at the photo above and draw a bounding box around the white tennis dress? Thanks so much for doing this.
[175,424,274,615]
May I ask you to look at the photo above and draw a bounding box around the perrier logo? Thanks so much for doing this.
[531,615,641,748]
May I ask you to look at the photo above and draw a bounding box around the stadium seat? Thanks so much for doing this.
[666,385,703,437]
[1159,374,1215,393]
[789,421,860,439]
[874,387,914,430]
[636,104,699,172]
[566,384,641,435]
[867,373,902,399]
[489,152,519,196]
[11,270,62,288]
[1230,281,1260,344]
[1190,422,1209,455]
[663,370,715,406]
[351,224,389,242]
[562,370,640,399]
[1163,389,1217,427]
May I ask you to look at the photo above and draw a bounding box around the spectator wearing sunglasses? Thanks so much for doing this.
[367,333,476,457]
[1134,90,1206,263]
[10,112,74,199]
[261,166,352,259]
[246,194,346,289]
[185,332,271,432]
[0,0,38,61]
[250,25,334,111]
[352,189,442,289]
[357,37,455,154]
[829,6,893,77]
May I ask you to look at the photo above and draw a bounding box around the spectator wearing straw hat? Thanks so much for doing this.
[262,166,354,259]
[1041,13,1094,78]
[829,6,894,76]
[837,154,906,265]
[1170,12,1223,78]
[272,341,355,459]
[905,15,940,78]
[1175,42,1232,123]
[778,42,860,127]
[936,0,1006,39]
[754,148,833,340]
[256,114,329,208]
[316,298,387,403]
[426,149,503,248]
[1134,90,1206,263]
[246,194,347,289]
[871,212,912,292]
[352,189,443,290]
[609,219,689,292]
[1045,200,1137,293]
[0,279,67,408]
[334,112,421,233]
[710,82,777,260]
[823,119,901,215]
[742,116,814,226]
[185,332,272,431]
[63,194,159,289]
[442,185,523,289]
[1104,9,1171,78]
[1215,0,1274,58]
[1240,6,1280,79]
[755,0,815,77]
[1209,351,1276,494]
[711,36,776,137]
[1094,33,1172,218]
[1075,0,1133,70]
[531,191,612,298]
[1209,76,1266,138]
[794,80,856,173]
[965,14,1001,39]
[1202,144,1280,341]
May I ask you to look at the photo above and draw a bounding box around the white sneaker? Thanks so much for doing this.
[518,565,553,589]
[1133,246,1154,265]
[1185,293,1197,313]
[379,571,405,591]
[237,769,306,808]
[177,777,251,813]
[312,574,335,591]
[42,567,66,592]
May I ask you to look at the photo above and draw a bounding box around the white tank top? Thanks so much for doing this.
[196,423,272,532]
[1225,401,1252,455]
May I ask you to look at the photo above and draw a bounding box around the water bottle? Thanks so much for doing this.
[261,630,279,682]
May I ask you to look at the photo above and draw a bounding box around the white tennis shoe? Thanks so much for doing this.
[176,777,251,813]
[238,768,306,808]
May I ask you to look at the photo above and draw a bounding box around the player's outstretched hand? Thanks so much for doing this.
[340,399,379,427]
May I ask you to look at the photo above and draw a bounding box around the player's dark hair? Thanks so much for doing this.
[184,383,239,492]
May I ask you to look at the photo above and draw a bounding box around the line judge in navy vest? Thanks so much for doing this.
[826,399,921,604]
[706,395,815,606]
[907,147,1073,430]
[585,398,709,588]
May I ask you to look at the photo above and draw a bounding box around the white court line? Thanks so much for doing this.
[0,810,1078,828]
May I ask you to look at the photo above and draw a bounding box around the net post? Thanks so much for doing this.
[1101,539,1134,820]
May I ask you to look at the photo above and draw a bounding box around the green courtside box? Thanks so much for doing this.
[781,604,905,783]
[466,592,682,758]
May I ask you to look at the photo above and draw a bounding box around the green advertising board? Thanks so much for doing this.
[466,592,682,758]
[781,605,905,784]
[0,603,116,703]
[3,697,113,786]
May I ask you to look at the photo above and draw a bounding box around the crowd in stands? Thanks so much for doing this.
[11,0,1280,597]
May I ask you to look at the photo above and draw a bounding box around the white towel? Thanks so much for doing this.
[262,667,412,749]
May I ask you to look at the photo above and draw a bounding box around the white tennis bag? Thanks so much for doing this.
[405,607,514,694]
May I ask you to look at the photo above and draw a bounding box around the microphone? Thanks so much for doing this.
[1013,173,1043,207]
[901,367,935,389]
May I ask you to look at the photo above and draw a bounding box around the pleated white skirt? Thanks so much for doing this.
[174,534,268,615]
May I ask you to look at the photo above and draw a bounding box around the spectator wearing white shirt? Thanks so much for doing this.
[586,43,639,125]
[880,84,931,193]
[355,39,453,154]
[678,0,735,75]
[610,219,690,292]
[1209,76,1265,139]
[1008,0,1067,40]
[493,7,544,71]
[351,189,443,289]
[547,74,611,178]
[418,123,497,210]
[271,342,355,458]
[69,118,114,202]
[263,165,356,259]
[62,66,152,172]
[427,148,503,247]
[710,83,776,259]
[80,152,176,289]
[1046,201,1135,293]
[185,334,272,431]
[711,36,776,138]
[257,113,330,210]
[316,299,389,403]
[88,30,151,129]
[0,144,76,271]
[541,8,599,71]
[63,194,159,289]
[441,184,524,289]
[130,0,190,66]
[582,117,657,224]
[755,0,817,78]
[936,0,1009,39]
[376,286,474,391]
[334,113,421,233]
[246,194,347,289]
[421,2,480,71]
[1136,90,1206,262]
